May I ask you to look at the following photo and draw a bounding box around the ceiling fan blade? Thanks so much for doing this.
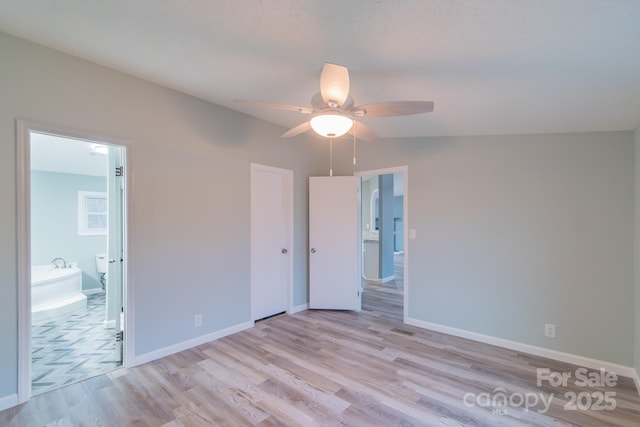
[234,100,312,114]
[320,63,350,107]
[353,101,434,117]
[349,120,377,142]
[281,121,312,138]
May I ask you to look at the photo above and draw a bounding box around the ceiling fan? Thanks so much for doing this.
[235,63,434,142]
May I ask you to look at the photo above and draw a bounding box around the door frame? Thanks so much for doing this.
[16,119,134,403]
[249,163,294,320]
[355,166,409,323]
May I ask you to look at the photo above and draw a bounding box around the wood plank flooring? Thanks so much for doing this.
[362,277,404,323]
[2,296,639,426]
[361,252,404,322]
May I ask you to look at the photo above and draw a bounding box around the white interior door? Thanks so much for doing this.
[309,176,361,311]
[108,146,124,362]
[251,164,292,321]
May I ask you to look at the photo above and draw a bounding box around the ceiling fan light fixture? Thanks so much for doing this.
[310,114,353,138]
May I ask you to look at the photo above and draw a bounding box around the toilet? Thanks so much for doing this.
[96,254,108,292]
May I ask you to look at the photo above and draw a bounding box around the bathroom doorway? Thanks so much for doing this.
[356,167,408,323]
[16,121,129,401]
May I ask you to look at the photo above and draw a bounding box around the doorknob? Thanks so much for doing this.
[310,248,317,254]
[281,248,288,254]
[109,259,117,263]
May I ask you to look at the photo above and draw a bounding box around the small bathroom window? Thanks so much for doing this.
[78,191,107,235]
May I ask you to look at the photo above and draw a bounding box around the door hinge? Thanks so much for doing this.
[116,330,124,342]
[115,166,124,177]
[358,290,360,297]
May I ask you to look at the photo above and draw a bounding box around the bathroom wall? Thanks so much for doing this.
[31,170,106,291]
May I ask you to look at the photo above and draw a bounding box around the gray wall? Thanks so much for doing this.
[31,171,106,290]
[0,32,326,399]
[635,124,640,377]
[332,131,635,366]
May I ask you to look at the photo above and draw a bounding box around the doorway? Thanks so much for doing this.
[356,167,408,323]
[17,121,130,402]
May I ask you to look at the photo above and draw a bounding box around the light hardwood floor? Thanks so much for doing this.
[2,288,639,426]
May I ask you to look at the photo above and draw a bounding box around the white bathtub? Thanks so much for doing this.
[32,265,87,322]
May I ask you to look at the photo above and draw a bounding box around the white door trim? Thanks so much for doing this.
[355,166,409,323]
[16,119,134,403]
[250,163,294,319]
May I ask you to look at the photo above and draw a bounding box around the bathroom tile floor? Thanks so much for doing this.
[31,292,122,396]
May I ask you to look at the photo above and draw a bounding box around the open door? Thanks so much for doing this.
[309,176,361,310]
[108,146,124,362]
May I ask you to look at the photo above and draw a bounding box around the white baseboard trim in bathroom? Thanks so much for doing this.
[405,317,637,379]
[290,303,309,314]
[83,288,103,295]
[0,393,18,412]
[132,321,253,367]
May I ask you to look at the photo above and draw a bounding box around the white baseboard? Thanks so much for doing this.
[290,303,308,314]
[132,321,253,367]
[0,393,18,412]
[405,317,637,379]
[83,287,103,295]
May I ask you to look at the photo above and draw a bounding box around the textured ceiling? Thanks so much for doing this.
[1,1,640,138]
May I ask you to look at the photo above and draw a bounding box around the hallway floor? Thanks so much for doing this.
[31,292,122,395]
[362,252,404,322]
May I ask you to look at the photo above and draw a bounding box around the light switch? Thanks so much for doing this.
[409,229,417,239]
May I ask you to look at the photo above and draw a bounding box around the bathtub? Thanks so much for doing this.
[32,265,87,322]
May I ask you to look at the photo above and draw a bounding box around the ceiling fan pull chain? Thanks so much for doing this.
[329,136,334,177]
[353,120,357,166]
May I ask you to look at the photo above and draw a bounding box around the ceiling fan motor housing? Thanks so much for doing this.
[236,62,433,141]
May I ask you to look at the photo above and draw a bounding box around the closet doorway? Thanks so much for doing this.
[250,164,293,321]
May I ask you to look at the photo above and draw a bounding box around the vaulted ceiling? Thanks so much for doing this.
[1,1,640,138]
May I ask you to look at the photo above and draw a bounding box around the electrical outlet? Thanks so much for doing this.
[194,314,202,327]
[544,323,556,338]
